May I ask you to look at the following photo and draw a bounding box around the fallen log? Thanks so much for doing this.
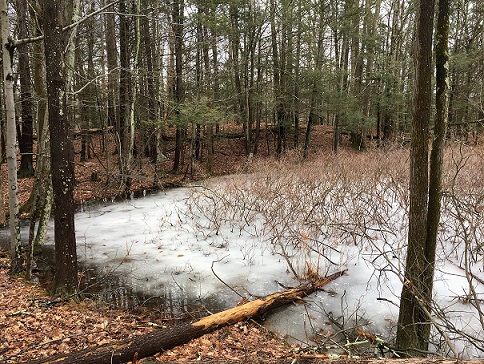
[22,270,346,364]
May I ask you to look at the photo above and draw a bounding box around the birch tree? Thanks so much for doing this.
[1,0,22,273]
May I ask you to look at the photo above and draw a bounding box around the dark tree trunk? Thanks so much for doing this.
[15,0,34,178]
[43,0,78,296]
[395,0,435,356]
[142,13,157,163]
[105,0,117,129]
[332,0,349,154]
[293,3,302,149]
[382,85,394,143]
[423,0,450,350]
[172,0,184,173]
[118,0,132,190]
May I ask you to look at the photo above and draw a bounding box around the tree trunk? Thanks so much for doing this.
[304,0,325,159]
[423,0,450,350]
[128,0,141,173]
[395,0,434,356]
[1,0,22,273]
[15,0,35,178]
[293,0,302,149]
[24,0,52,278]
[141,10,157,164]
[118,0,132,191]
[43,0,78,296]
[22,271,346,364]
[79,1,97,163]
[332,0,350,153]
[348,0,364,150]
[104,0,117,185]
[151,8,165,179]
[172,0,184,173]
[105,0,117,129]
[206,124,213,174]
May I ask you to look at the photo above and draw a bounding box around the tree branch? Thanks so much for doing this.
[12,0,120,47]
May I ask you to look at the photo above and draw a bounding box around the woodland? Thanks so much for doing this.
[0,0,483,363]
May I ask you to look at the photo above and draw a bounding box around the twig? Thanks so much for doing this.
[211,255,244,299]
[376,297,399,307]
[447,258,484,285]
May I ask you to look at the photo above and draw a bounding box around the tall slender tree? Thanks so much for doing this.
[332,0,350,153]
[141,6,158,164]
[105,0,118,131]
[1,0,22,273]
[171,0,184,173]
[118,0,133,191]
[15,0,35,177]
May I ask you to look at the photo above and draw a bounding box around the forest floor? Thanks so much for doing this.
[0,254,300,363]
[0,125,481,363]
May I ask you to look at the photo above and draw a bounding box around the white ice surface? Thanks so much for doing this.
[6,176,482,358]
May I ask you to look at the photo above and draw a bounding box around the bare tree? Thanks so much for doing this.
[171,0,184,173]
[395,0,438,356]
[43,0,78,295]
[15,0,35,178]
[1,0,22,273]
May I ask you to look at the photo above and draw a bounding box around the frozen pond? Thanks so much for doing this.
[1,173,483,358]
[73,187,300,309]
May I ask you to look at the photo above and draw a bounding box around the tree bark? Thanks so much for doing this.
[421,0,450,352]
[118,0,132,191]
[172,0,184,173]
[128,0,141,172]
[141,9,158,164]
[332,0,350,153]
[395,0,435,356]
[23,0,52,279]
[43,0,78,295]
[105,0,118,129]
[15,0,35,178]
[1,0,22,273]
[23,271,346,364]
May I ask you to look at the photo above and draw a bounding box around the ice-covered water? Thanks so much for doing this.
[1,175,482,358]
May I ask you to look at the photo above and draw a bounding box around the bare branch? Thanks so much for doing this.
[13,0,120,47]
